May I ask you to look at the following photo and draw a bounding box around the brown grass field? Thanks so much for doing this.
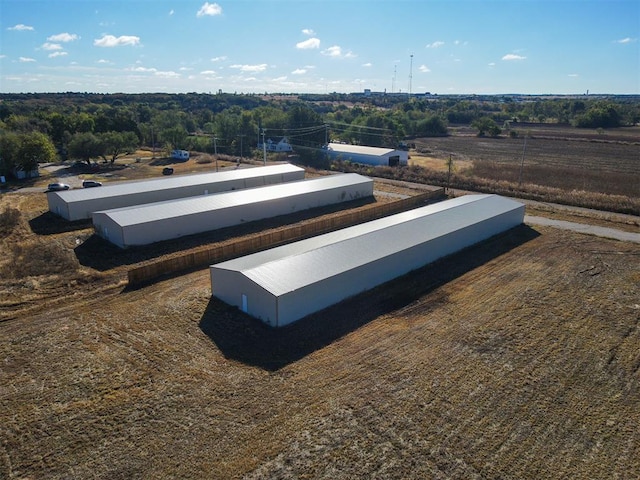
[1,133,639,478]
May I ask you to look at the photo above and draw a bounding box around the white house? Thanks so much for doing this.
[259,137,293,152]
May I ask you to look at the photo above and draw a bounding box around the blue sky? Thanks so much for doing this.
[1,0,638,95]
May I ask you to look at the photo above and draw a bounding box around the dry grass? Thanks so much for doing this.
[1,158,638,478]
[1,226,638,479]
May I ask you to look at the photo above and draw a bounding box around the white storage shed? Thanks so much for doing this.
[92,173,373,249]
[210,194,525,327]
[47,163,305,221]
[325,143,408,166]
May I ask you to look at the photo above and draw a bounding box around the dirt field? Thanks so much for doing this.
[1,158,639,479]
[410,125,640,198]
[2,222,639,479]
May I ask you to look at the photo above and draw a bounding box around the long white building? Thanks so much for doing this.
[325,143,409,166]
[92,173,373,249]
[210,194,525,327]
[47,163,305,221]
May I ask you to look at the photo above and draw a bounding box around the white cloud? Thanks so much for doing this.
[362,62,372,67]
[488,62,496,67]
[97,59,111,64]
[296,38,320,49]
[169,9,175,16]
[42,42,63,51]
[502,53,526,61]
[94,35,141,47]
[616,37,636,44]
[20,57,36,62]
[201,70,216,75]
[9,24,34,31]
[426,41,445,48]
[0,55,6,59]
[47,33,79,42]
[568,73,579,77]
[321,45,355,58]
[292,68,307,75]
[302,29,315,36]
[211,56,227,62]
[49,51,68,58]
[197,2,222,17]
[230,63,267,72]
[179,67,193,71]
[419,64,431,73]
[155,71,180,78]
[130,66,157,72]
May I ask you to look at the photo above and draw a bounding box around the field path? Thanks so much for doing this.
[525,215,640,243]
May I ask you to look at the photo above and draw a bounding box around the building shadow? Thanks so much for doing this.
[73,197,377,272]
[29,212,92,235]
[199,224,541,371]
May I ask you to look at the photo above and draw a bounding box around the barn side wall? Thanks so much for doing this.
[50,167,305,221]
[271,204,525,326]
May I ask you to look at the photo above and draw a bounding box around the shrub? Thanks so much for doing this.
[0,207,21,237]
[9,239,79,278]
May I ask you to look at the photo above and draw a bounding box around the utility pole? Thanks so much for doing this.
[446,154,454,194]
[261,129,267,165]
[213,135,218,172]
[518,135,527,187]
[238,134,245,167]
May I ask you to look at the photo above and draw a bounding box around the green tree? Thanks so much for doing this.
[574,103,621,128]
[471,117,501,137]
[415,116,448,137]
[99,131,139,165]
[68,132,104,166]
[18,131,57,171]
[0,132,21,174]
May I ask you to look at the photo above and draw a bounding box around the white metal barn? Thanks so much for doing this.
[210,194,525,327]
[47,163,305,221]
[92,173,373,249]
[325,143,409,166]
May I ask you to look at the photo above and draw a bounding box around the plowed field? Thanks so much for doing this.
[2,214,639,478]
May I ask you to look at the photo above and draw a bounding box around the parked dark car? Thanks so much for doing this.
[82,180,102,188]
[162,167,174,175]
[46,182,70,192]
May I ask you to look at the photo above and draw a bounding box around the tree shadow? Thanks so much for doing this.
[149,157,189,166]
[199,224,541,371]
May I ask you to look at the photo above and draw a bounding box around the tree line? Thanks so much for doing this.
[0,92,637,177]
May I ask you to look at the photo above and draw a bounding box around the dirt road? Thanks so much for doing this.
[525,215,640,243]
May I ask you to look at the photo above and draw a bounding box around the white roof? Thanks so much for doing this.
[214,194,523,296]
[95,173,372,227]
[327,143,396,157]
[54,163,304,203]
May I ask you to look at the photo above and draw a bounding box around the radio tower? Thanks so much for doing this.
[409,54,414,99]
